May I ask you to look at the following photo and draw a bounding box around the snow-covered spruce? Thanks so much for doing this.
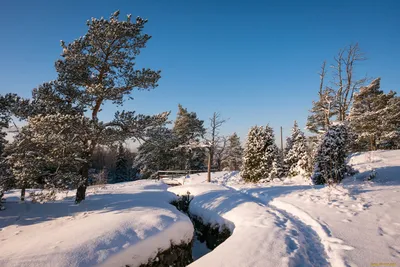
[241,125,279,182]
[270,146,285,179]
[312,123,349,185]
[283,121,308,177]
[222,132,243,171]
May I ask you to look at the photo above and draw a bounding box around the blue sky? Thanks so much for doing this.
[1,0,399,145]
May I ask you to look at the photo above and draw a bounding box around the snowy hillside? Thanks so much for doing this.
[169,150,400,266]
[0,181,193,267]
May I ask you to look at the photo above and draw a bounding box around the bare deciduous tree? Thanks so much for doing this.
[214,136,228,171]
[307,44,367,134]
[208,112,227,168]
[332,43,367,121]
[307,61,337,133]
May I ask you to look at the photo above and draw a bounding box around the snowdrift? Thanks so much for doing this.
[0,181,193,267]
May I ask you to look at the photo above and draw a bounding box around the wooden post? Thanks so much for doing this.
[280,126,284,153]
[207,149,211,182]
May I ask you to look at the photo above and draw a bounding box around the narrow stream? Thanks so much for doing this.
[192,236,212,260]
[170,193,232,262]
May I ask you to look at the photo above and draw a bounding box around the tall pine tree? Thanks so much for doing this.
[349,78,400,150]
[7,12,168,203]
[173,104,206,170]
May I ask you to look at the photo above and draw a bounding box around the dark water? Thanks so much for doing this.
[192,236,212,260]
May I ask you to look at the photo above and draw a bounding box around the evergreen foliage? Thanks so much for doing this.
[6,11,168,203]
[241,125,277,182]
[115,143,129,183]
[312,123,349,185]
[270,146,285,179]
[349,78,400,150]
[222,133,243,171]
[173,104,206,170]
[136,127,178,175]
[283,121,309,177]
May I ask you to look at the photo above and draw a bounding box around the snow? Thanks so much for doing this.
[0,180,193,267]
[1,150,399,267]
[169,150,400,266]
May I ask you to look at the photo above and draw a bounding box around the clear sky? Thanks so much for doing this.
[1,0,399,145]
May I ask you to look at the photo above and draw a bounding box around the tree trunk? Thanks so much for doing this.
[207,150,211,182]
[369,135,376,151]
[20,186,25,202]
[209,147,214,170]
[75,163,89,203]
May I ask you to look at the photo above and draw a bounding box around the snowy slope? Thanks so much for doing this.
[170,150,400,267]
[0,181,193,267]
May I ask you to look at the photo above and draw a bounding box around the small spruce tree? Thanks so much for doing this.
[115,143,128,183]
[269,145,284,179]
[241,125,277,182]
[312,123,349,185]
[283,121,309,177]
[222,133,243,171]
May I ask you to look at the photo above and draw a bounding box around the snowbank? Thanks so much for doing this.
[0,180,194,267]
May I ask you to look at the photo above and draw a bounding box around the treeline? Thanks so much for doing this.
[135,105,243,178]
[90,144,138,184]
[240,43,400,185]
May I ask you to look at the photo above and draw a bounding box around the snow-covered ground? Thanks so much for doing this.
[169,150,400,266]
[0,181,193,267]
[1,150,399,267]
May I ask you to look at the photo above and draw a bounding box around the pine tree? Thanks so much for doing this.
[283,121,308,177]
[173,104,206,170]
[312,123,349,185]
[382,96,400,149]
[8,114,93,201]
[6,12,168,203]
[0,94,30,205]
[115,143,128,183]
[136,127,177,175]
[349,78,400,150]
[222,133,243,171]
[0,129,11,208]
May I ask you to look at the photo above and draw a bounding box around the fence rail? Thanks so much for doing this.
[156,169,218,180]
